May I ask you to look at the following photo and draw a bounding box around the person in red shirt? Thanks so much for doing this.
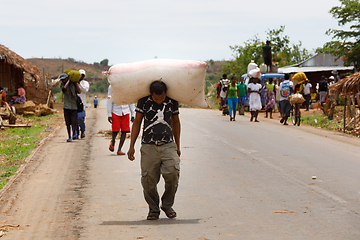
[0,87,6,107]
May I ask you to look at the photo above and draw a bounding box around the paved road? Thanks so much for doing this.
[1,107,360,239]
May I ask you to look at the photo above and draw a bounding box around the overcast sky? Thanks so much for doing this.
[1,0,345,65]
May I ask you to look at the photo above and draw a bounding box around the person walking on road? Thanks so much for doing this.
[318,76,328,107]
[219,74,230,111]
[263,78,276,119]
[248,77,262,122]
[75,69,90,139]
[107,85,135,155]
[127,80,181,221]
[93,96,98,108]
[60,73,81,142]
[226,76,239,121]
[279,73,294,125]
[237,77,247,115]
[303,79,312,111]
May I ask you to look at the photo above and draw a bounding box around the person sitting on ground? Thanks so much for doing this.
[127,80,181,221]
[0,87,6,107]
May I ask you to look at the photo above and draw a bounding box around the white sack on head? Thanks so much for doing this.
[107,59,209,108]
[248,68,261,78]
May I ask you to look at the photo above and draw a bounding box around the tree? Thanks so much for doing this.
[323,0,360,70]
[100,59,109,67]
[221,26,312,78]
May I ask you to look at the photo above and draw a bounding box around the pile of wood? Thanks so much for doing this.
[336,113,360,136]
[12,100,55,117]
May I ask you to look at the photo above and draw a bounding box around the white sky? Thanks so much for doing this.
[0,0,345,65]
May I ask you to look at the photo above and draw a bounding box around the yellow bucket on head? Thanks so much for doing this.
[64,70,81,82]
[292,72,307,82]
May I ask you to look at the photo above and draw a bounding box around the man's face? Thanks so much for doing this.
[151,92,166,105]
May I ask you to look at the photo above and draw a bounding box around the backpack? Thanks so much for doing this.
[221,79,229,92]
[280,81,292,98]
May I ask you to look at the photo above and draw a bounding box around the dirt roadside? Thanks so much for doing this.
[0,108,97,239]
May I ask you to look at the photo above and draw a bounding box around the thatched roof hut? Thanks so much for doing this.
[330,72,360,95]
[0,44,51,104]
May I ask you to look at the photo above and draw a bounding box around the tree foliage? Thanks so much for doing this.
[222,26,312,79]
[322,0,360,69]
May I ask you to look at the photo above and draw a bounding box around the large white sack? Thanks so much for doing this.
[107,59,209,108]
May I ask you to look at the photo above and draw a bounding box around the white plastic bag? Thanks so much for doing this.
[107,59,208,108]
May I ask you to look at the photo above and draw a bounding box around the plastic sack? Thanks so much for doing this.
[64,70,82,82]
[260,63,267,73]
[248,68,261,78]
[107,59,208,108]
[247,60,258,74]
[292,72,307,82]
[289,93,306,104]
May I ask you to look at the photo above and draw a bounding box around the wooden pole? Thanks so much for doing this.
[352,95,356,136]
[343,96,347,133]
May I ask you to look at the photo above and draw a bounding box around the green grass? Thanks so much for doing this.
[0,113,61,190]
[300,113,344,130]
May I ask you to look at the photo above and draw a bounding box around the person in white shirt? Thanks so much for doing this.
[303,79,312,111]
[76,69,90,139]
[107,85,135,155]
[219,74,230,110]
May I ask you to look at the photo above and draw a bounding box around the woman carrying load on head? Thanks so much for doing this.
[248,77,262,122]
[263,78,276,119]
[226,76,240,121]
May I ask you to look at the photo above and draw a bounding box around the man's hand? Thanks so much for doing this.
[127,147,135,161]
[131,117,135,123]
[177,147,181,157]
[108,117,112,123]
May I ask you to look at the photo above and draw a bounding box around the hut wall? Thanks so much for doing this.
[24,72,50,104]
[0,60,50,104]
[0,59,24,99]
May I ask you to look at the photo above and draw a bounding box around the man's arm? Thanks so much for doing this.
[107,97,113,123]
[79,80,90,94]
[172,114,181,157]
[129,104,136,122]
[127,112,143,161]
[75,82,81,94]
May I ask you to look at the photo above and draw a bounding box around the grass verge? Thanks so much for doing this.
[0,113,63,190]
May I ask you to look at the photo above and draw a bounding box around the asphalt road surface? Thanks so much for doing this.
[1,106,360,240]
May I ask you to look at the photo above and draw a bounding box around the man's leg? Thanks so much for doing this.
[117,132,126,155]
[78,110,86,138]
[70,110,78,139]
[64,109,72,140]
[160,143,180,214]
[140,144,161,217]
[117,114,130,155]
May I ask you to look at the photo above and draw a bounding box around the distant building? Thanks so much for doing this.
[0,44,51,105]
[279,53,354,84]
